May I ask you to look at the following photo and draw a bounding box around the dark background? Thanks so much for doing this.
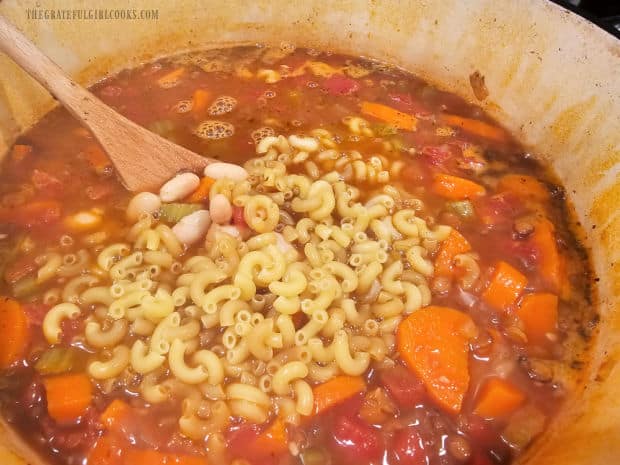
[551,0,620,37]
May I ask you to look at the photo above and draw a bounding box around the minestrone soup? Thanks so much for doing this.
[0,45,597,465]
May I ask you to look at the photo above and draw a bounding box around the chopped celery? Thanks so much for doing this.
[446,200,475,219]
[159,203,202,223]
[372,123,399,136]
[11,276,38,298]
[300,448,328,465]
[34,347,86,375]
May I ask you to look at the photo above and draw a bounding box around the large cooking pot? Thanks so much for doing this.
[0,0,618,464]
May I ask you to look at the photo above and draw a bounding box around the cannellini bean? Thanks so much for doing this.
[203,162,248,181]
[172,210,211,245]
[209,194,233,225]
[159,173,200,202]
[288,135,319,152]
[126,192,162,222]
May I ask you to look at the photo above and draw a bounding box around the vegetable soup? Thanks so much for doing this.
[0,45,597,465]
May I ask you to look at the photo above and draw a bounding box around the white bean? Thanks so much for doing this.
[209,194,233,225]
[127,192,162,222]
[203,162,248,181]
[172,210,211,245]
[288,135,319,153]
[159,173,200,202]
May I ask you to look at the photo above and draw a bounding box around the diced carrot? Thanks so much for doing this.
[516,293,558,345]
[100,399,131,430]
[157,68,185,87]
[481,261,528,311]
[432,174,486,200]
[87,435,122,465]
[11,144,32,163]
[473,378,525,418]
[43,373,92,422]
[442,114,508,143]
[434,229,472,277]
[313,375,366,415]
[360,101,418,131]
[192,89,211,114]
[397,306,476,414]
[186,176,215,203]
[529,217,566,296]
[248,418,289,457]
[0,297,30,369]
[497,174,549,203]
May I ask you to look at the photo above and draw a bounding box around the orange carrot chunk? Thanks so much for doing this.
[44,373,93,422]
[432,174,486,200]
[186,176,215,203]
[474,378,525,418]
[529,217,566,296]
[313,375,366,415]
[516,293,558,345]
[192,89,211,114]
[442,114,508,143]
[497,174,549,203]
[100,399,131,431]
[360,101,417,131]
[434,229,472,277]
[157,67,185,87]
[481,261,528,311]
[248,418,289,457]
[0,297,30,369]
[397,306,476,414]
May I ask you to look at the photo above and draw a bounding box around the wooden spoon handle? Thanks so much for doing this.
[0,15,107,123]
[0,15,210,191]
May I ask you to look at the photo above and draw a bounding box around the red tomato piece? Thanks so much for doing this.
[232,206,247,228]
[23,303,50,327]
[331,415,382,464]
[391,427,427,465]
[421,145,453,167]
[378,364,427,409]
[322,75,360,95]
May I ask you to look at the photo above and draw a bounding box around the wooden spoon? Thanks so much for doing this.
[0,15,210,192]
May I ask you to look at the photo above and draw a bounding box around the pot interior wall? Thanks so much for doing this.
[0,0,618,463]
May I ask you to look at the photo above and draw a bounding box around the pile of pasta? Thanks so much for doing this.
[40,127,453,440]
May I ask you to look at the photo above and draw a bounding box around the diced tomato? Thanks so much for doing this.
[0,200,62,228]
[32,170,63,196]
[470,451,496,465]
[379,364,427,409]
[60,317,84,345]
[498,236,539,270]
[465,416,497,448]
[420,145,453,167]
[232,206,247,228]
[391,427,426,465]
[4,255,37,285]
[331,415,382,464]
[23,303,50,327]
[322,75,360,95]
[227,423,261,455]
